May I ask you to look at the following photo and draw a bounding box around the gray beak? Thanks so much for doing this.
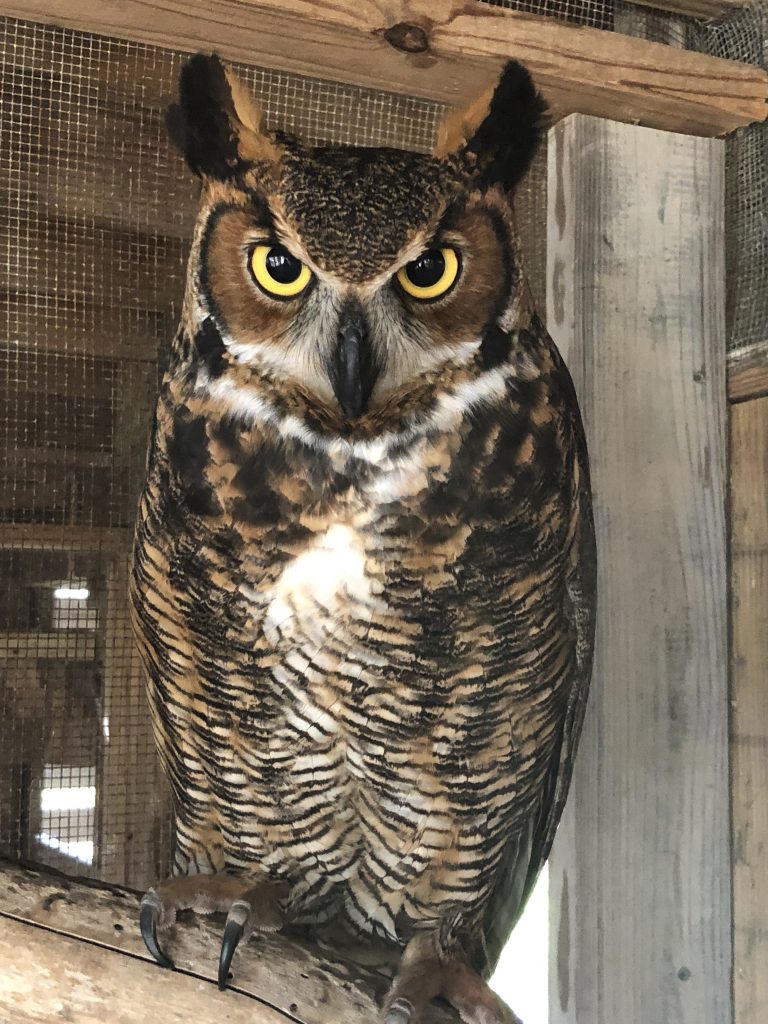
[331,303,377,420]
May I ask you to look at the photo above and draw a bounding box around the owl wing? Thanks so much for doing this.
[479,355,597,975]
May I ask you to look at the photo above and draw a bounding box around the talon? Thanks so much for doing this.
[385,998,415,1024]
[139,890,174,970]
[218,899,251,990]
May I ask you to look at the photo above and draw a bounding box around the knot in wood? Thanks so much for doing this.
[384,22,430,54]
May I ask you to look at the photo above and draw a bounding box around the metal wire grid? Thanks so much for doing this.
[618,1,768,351]
[694,2,767,352]
[615,2,694,46]
[482,0,613,29]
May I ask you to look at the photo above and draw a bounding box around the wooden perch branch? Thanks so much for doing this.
[0,859,456,1024]
[1,0,766,137]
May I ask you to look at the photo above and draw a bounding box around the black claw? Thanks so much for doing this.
[139,892,175,970]
[218,900,251,991]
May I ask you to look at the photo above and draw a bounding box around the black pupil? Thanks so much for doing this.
[406,249,445,288]
[265,247,302,284]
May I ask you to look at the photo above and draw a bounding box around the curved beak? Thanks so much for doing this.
[331,302,377,420]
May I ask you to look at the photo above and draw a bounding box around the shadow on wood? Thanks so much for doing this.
[0,858,458,1023]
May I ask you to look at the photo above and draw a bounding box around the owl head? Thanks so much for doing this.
[168,55,546,436]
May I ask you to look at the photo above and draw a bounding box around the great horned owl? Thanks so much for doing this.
[131,54,595,1024]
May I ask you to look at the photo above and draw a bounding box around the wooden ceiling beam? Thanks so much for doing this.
[628,0,751,19]
[0,1,766,136]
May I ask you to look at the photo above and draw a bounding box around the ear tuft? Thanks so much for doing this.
[168,53,280,179]
[435,60,548,191]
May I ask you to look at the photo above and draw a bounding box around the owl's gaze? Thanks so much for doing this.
[397,246,461,301]
[248,243,312,298]
[132,51,595,1024]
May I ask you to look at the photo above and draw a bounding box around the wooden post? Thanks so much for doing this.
[546,116,729,1024]
[730,396,768,1024]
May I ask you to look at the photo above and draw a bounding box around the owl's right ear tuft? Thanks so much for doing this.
[167,53,281,179]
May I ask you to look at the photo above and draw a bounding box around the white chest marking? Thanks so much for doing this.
[263,524,383,647]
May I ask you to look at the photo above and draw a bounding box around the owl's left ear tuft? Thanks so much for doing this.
[167,53,281,179]
[435,60,548,190]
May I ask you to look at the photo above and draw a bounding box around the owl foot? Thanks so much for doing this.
[383,932,522,1024]
[138,873,288,989]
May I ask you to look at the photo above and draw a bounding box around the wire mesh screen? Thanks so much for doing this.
[618,2,768,351]
[482,0,613,28]
[694,2,767,352]
[0,14,549,891]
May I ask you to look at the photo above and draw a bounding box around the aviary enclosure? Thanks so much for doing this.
[0,2,765,1023]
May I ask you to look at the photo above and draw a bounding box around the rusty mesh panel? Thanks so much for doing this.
[0,14,548,890]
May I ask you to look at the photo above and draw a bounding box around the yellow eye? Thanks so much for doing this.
[396,246,460,301]
[249,244,312,299]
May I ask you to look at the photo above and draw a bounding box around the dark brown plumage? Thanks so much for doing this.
[131,54,595,1024]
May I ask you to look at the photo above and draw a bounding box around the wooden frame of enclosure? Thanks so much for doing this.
[0,2,766,1024]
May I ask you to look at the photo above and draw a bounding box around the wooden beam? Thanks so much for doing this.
[730,397,768,1024]
[0,859,456,1024]
[547,116,729,1024]
[727,341,768,403]
[630,0,750,18]
[2,1,766,137]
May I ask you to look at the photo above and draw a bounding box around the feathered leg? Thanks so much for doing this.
[383,931,522,1024]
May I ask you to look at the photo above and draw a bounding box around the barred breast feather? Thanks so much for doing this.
[130,310,595,974]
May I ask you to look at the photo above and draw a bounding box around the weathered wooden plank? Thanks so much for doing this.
[2,1,767,136]
[0,19,176,109]
[0,354,118,401]
[727,341,768,403]
[630,0,750,17]
[3,448,113,469]
[0,633,97,661]
[0,294,168,362]
[0,915,294,1024]
[0,216,187,309]
[546,116,728,1024]
[0,859,458,1024]
[730,396,768,1024]
[0,525,131,551]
